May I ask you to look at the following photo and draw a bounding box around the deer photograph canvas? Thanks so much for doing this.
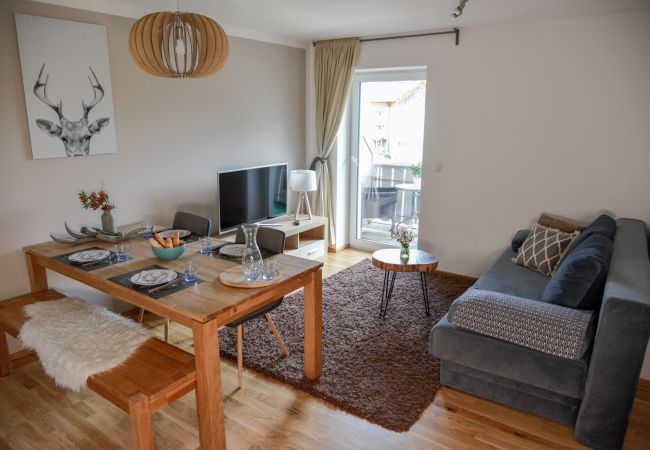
[15,14,117,159]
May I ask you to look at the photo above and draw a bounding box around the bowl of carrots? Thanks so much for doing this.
[148,231,186,261]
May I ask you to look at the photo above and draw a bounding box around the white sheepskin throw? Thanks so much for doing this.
[18,297,151,392]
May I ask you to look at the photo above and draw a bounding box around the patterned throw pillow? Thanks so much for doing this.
[512,224,580,276]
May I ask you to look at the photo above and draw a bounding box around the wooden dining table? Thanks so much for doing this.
[23,234,323,449]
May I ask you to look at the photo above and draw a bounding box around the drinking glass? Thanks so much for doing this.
[262,259,277,280]
[114,243,130,261]
[199,236,213,254]
[143,223,154,237]
[183,261,199,282]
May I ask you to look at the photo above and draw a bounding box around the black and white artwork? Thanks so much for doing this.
[15,14,117,159]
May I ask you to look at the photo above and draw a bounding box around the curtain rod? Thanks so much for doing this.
[312,28,459,47]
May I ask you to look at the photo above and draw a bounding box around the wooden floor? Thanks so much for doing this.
[1,248,649,449]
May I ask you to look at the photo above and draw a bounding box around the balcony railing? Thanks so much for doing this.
[372,162,419,225]
[359,162,420,244]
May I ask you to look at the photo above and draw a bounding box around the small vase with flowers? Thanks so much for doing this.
[78,189,117,234]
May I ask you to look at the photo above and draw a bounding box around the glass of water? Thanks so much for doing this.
[182,261,199,282]
[262,259,277,280]
[114,243,130,261]
[199,236,213,254]
[243,263,260,282]
[143,223,154,237]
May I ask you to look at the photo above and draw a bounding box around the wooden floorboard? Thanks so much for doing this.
[1,248,648,449]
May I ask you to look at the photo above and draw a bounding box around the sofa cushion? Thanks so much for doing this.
[567,214,616,254]
[543,234,613,309]
[430,315,590,399]
[473,248,549,301]
[512,224,580,276]
[448,289,594,360]
[538,213,585,233]
[511,229,530,252]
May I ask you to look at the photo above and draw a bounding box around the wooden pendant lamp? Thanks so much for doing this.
[129,11,229,78]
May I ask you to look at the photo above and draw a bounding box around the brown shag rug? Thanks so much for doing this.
[218,259,474,432]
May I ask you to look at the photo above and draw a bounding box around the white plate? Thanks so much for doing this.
[68,249,111,263]
[219,244,246,257]
[130,269,178,286]
[159,229,191,239]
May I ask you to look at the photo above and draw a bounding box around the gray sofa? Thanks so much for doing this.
[429,218,650,450]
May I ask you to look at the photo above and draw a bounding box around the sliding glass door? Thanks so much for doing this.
[349,68,427,250]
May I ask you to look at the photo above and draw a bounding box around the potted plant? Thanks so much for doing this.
[409,162,422,188]
[78,189,117,233]
[390,226,415,260]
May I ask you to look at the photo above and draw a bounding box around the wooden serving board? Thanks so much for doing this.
[219,266,281,288]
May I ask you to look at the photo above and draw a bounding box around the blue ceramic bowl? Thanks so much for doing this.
[151,242,186,261]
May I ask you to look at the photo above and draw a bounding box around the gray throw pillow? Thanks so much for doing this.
[511,229,530,252]
[542,233,612,309]
[512,224,580,276]
[565,214,616,256]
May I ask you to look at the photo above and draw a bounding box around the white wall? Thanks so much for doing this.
[308,12,650,375]
[0,1,305,348]
[358,11,650,274]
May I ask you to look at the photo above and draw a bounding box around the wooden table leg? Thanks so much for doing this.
[25,253,48,293]
[192,319,226,450]
[303,268,323,380]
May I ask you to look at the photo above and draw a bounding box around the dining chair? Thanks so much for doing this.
[172,211,211,237]
[232,226,289,388]
[138,211,212,342]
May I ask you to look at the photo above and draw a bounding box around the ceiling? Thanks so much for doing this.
[35,0,650,47]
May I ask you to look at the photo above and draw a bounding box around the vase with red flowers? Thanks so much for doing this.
[78,189,117,234]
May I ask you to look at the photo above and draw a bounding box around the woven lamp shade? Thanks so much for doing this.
[129,12,229,78]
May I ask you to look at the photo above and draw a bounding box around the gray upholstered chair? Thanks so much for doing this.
[234,226,285,255]
[231,226,288,388]
[138,211,212,342]
[361,186,398,227]
[172,211,211,237]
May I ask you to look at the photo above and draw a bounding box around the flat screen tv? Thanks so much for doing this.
[218,163,288,233]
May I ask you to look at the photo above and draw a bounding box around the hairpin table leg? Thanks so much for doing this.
[380,271,397,319]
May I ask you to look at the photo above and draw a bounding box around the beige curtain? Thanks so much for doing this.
[311,38,360,247]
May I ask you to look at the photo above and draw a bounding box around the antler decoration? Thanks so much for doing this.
[82,66,105,119]
[33,63,63,120]
[50,223,146,245]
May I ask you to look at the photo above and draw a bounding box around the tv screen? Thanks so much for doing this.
[218,163,288,233]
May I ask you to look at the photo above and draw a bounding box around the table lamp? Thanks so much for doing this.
[289,169,317,222]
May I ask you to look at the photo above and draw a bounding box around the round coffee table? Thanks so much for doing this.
[371,249,439,319]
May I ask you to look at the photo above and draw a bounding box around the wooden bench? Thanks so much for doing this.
[0,290,197,450]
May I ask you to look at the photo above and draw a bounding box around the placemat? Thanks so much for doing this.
[53,247,133,272]
[108,264,202,299]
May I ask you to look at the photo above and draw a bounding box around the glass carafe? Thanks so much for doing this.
[241,223,263,281]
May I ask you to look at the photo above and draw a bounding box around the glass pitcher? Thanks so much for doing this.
[241,223,263,281]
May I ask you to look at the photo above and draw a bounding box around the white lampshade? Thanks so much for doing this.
[289,169,317,192]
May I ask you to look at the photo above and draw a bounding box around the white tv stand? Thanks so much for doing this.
[220,215,329,262]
